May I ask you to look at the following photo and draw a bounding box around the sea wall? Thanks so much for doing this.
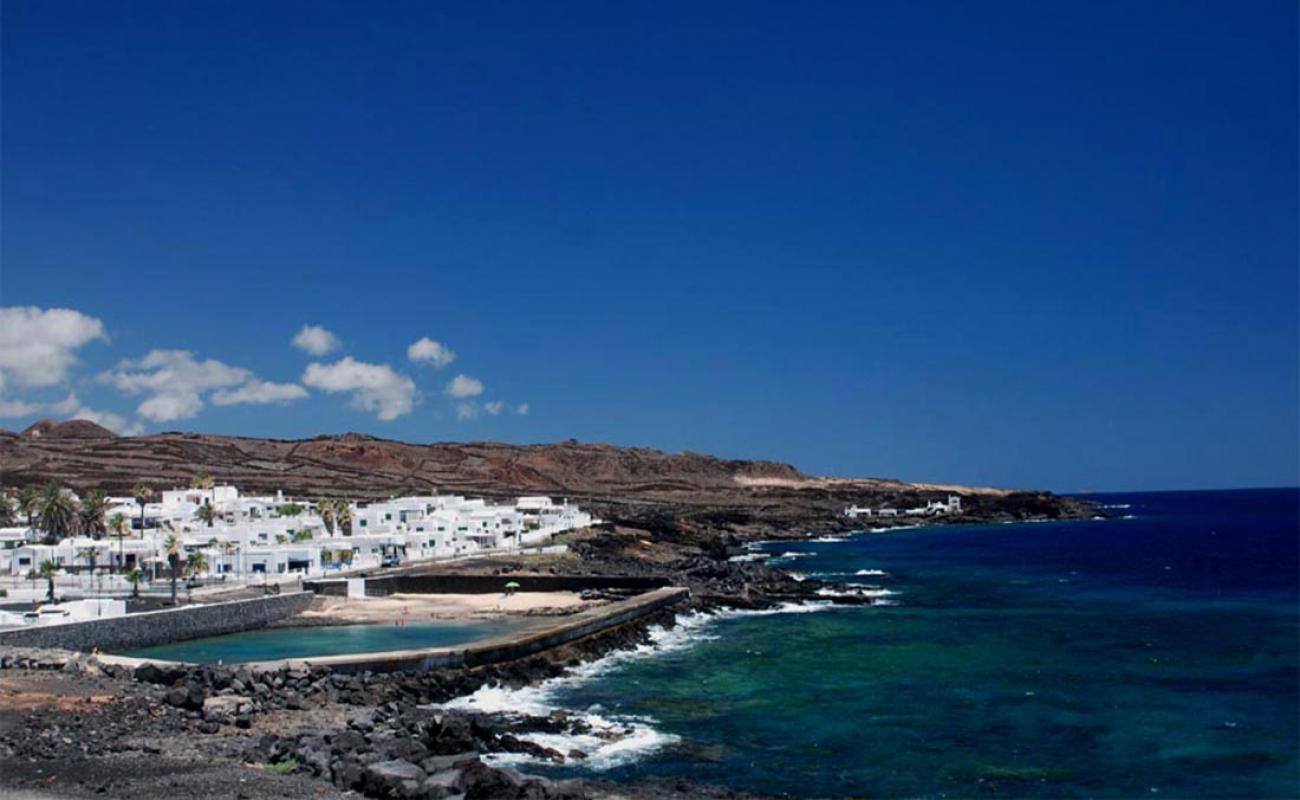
[306,572,669,597]
[0,592,314,652]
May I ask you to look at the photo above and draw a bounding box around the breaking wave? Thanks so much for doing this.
[814,586,897,600]
[438,602,837,771]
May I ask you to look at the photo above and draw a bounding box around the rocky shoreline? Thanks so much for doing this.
[0,511,1097,799]
[0,607,743,799]
[0,541,855,800]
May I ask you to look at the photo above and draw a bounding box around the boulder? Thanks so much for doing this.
[202,695,251,722]
[135,662,185,685]
[420,752,479,774]
[332,758,365,791]
[363,759,427,798]
[331,729,368,756]
[421,768,465,799]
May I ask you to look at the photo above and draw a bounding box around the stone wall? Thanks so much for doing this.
[0,592,314,653]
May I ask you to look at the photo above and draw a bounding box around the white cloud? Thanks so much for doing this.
[456,402,479,421]
[407,337,456,368]
[211,380,309,406]
[135,392,203,422]
[0,398,44,418]
[516,402,530,416]
[0,306,106,389]
[101,349,303,422]
[291,324,341,356]
[48,393,81,416]
[484,400,505,416]
[101,349,249,422]
[445,374,484,399]
[302,357,418,421]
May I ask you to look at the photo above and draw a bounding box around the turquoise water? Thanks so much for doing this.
[522,489,1300,798]
[123,618,533,663]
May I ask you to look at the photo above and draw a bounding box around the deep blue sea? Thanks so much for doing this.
[452,489,1300,798]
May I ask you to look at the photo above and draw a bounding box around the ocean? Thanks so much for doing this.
[447,488,1300,798]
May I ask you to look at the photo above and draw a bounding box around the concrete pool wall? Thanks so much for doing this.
[102,586,690,674]
[0,592,314,653]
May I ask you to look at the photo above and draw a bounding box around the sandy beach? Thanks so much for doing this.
[296,591,597,625]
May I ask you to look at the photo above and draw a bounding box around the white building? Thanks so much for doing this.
[5,485,595,585]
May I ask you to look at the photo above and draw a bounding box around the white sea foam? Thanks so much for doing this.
[438,602,837,770]
[787,571,807,582]
[854,569,889,576]
[815,586,897,599]
[776,551,814,559]
[811,535,847,542]
[727,553,769,563]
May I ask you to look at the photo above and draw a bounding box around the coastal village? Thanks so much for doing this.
[0,476,595,618]
[0,450,1102,800]
[842,494,962,520]
[0,433,1100,800]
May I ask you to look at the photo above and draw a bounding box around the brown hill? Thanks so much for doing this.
[0,427,1086,536]
[20,418,118,440]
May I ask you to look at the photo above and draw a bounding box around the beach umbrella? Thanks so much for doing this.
[504,581,521,589]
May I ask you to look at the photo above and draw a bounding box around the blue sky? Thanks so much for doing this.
[1,0,1296,492]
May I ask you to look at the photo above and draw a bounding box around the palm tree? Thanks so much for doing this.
[125,567,144,599]
[77,546,98,592]
[78,545,97,572]
[38,559,58,603]
[190,472,215,490]
[16,486,39,538]
[108,512,128,572]
[162,533,183,605]
[37,482,78,544]
[315,499,336,536]
[333,499,353,536]
[132,482,152,537]
[79,489,109,538]
[194,502,216,527]
[185,551,209,578]
[0,492,15,527]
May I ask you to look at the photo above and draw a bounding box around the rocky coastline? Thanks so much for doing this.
[0,518,1099,799]
[0,427,1098,798]
[0,536,900,799]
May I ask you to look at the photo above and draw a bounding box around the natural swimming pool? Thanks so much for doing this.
[122,618,537,663]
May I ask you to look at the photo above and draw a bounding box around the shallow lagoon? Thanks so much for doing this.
[123,617,535,663]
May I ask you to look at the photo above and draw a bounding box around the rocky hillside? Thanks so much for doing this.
[0,422,1091,537]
